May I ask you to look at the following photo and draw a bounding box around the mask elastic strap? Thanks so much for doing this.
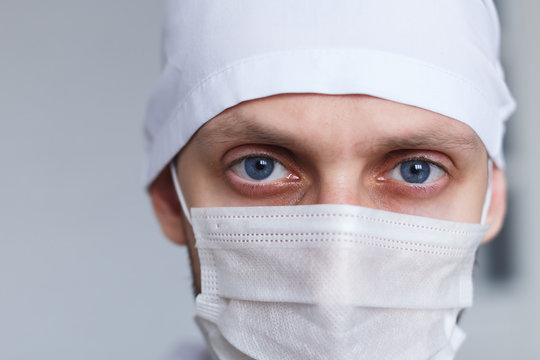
[170,163,193,226]
[480,159,493,225]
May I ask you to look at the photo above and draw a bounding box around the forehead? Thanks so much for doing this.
[196,94,483,155]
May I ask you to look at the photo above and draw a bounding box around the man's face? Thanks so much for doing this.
[150,94,506,293]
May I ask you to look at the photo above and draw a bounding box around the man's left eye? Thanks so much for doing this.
[388,159,445,184]
[232,156,290,182]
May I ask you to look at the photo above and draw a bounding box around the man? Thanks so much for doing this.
[144,1,515,359]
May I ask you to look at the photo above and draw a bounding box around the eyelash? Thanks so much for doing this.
[224,149,301,194]
[375,154,450,198]
[224,148,451,198]
[386,155,449,177]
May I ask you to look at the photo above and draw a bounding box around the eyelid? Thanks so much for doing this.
[231,157,290,182]
[224,146,300,182]
[227,152,282,172]
[385,151,451,174]
[401,157,446,173]
[378,152,451,185]
[225,145,288,168]
[389,160,444,183]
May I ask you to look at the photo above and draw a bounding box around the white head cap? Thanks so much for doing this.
[144,0,515,187]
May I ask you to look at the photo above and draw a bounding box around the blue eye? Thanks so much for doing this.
[389,159,444,184]
[244,157,275,180]
[400,160,430,183]
[232,156,291,182]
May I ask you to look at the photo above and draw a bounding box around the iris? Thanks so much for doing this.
[244,157,275,180]
[400,160,431,184]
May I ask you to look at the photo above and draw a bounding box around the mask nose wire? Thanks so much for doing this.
[170,163,193,226]
[480,159,493,225]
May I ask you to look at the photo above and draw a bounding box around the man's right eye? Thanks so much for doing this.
[232,156,290,182]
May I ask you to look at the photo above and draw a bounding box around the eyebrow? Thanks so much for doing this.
[371,131,483,152]
[196,112,483,153]
[197,115,300,148]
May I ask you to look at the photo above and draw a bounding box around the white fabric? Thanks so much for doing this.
[169,155,491,359]
[144,0,515,187]
[190,204,486,360]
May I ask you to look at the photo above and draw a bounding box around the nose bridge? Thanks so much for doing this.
[317,183,362,206]
[315,166,368,206]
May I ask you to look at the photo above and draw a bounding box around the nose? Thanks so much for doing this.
[312,172,370,207]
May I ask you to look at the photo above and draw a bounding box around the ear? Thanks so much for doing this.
[148,166,187,245]
[482,165,507,244]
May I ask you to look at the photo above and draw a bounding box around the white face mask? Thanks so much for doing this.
[171,164,490,360]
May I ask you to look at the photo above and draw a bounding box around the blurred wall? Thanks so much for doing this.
[0,1,538,359]
[0,1,200,359]
[458,1,540,358]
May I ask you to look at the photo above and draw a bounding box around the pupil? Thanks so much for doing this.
[244,157,275,180]
[400,160,430,183]
[255,160,267,170]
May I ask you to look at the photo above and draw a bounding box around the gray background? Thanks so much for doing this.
[0,1,538,359]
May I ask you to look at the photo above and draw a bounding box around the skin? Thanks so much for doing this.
[149,94,507,295]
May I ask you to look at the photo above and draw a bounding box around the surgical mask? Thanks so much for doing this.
[171,164,491,360]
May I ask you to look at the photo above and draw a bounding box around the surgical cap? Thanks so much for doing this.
[144,0,515,187]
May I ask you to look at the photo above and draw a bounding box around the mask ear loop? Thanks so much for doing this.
[170,162,193,226]
[480,159,493,225]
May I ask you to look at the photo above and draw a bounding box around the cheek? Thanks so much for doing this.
[375,181,487,223]
[177,154,223,208]
[184,175,234,208]
[182,164,306,208]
